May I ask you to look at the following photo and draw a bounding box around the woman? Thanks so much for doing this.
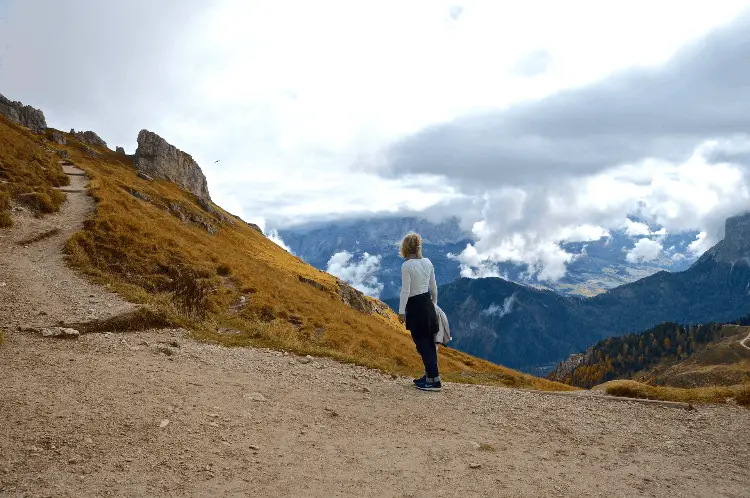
[398,232,441,391]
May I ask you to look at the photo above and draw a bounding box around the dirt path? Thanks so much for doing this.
[1,168,750,497]
[741,329,750,350]
[0,164,134,330]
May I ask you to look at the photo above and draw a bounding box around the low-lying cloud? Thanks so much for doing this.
[326,251,384,298]
[480,293,517,319]
[626,238,663,263]
[266,229,293,254]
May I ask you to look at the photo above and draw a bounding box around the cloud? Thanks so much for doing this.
[480,293,517,319]
[326,251,384,298]
[266,229,293,254]
[626,238,663,263]
[384,10,750,188]
[512,50,553,77]
[688,231,712,255]
[623,219,652,237]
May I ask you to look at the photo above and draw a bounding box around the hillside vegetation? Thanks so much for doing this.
[551,318,750,388]
[0,116,69,227]
[0,116,573,392]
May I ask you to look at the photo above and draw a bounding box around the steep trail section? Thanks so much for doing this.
[1,329,749,497]
[0,163,134,331]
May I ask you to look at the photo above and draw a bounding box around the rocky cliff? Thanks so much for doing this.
[695,211,750,266]
[71,129,107,149]
[0,93,47,132]
[133,129,211,200]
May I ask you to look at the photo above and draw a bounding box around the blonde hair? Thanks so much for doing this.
[400,232,423,259]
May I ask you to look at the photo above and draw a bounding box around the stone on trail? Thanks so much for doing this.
[40,327,80,338]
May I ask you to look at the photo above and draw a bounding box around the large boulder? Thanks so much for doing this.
[0,93,47,132]
[134,129,211,200]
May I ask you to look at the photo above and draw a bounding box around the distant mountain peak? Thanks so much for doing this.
[697,211,750,267]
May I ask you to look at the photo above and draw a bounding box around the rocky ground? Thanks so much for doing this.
[1,166,749,498]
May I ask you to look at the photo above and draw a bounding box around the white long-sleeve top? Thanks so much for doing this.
[398,257,438,314]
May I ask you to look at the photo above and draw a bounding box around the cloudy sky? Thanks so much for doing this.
[1,1,749,281]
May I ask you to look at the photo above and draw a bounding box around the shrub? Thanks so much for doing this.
[216,263,232,277]
[168,267,211,319]
[0,211,11,228]
[735,384,750,407]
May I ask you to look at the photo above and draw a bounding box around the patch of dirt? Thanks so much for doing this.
[1,166,749,497]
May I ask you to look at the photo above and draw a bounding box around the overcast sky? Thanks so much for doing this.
[1,1,749,280]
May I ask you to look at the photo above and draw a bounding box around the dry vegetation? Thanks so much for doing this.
[0,117,574,392]
[601,379,750,407]
[0,116,69,227]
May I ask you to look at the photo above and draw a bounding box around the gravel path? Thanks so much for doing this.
[1,167,749,497]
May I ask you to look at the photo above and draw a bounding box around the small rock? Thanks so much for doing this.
[361,386,372,393]
[249,445,260,451]
[298,357,311,364]
[469,463,482,469]
[40,327,80,338]
[208,413,219,418]
[159,419,170,428]
[153,345,176,356]
[84,437,93,444]
[324,407,339,417]
[0,282,6,287]
[68,457,81,465]
[470,441,481,450]
[244,392,267,402]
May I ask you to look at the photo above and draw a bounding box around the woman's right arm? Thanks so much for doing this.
[398,263,411,316]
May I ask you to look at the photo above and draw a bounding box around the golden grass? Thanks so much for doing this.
[0,116,69,226]
[601,379,750,407]
[0,118,575,392]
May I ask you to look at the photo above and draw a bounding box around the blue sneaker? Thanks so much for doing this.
[415,379,442,392]
[413,375,426,385]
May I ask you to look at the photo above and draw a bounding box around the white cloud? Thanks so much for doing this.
[623,219,652,237]
[480,293,517,319]
[266,229,293,254]
[326,251,384,298]
[626,238,663,263]
[454,147,750,280]
[688,231,712,255]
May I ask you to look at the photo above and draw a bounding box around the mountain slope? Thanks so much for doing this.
[386,213,750,372]
[0,107,571,391]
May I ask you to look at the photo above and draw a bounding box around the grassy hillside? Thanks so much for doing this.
[551,320,750,389]
[0,116,573,392]
[632,325,750,388]
[0,115,69,227]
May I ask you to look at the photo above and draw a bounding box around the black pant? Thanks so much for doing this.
[405,292,439,379]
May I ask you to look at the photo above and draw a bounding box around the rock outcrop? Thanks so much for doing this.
[697,211,750,266]
[116,146,126,155]
[134,129,211,200]
[0,93,47,132]
[71,130,107,148]
[48,130,67,145]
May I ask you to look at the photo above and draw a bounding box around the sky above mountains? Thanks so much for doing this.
[1,0,749,281]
